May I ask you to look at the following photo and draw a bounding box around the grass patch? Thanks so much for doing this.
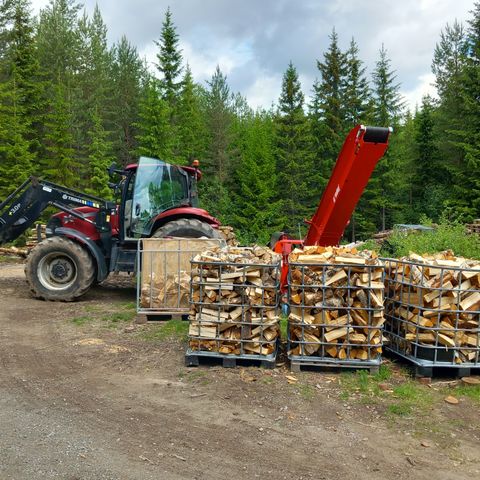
[71,315,92,326]
[102,311,135,324]
[339,365,393,399]
[387,382,433,417]
[0,255,22,263]
[454,385,480,403]
[139,319,189,342]
[296,382,315,400]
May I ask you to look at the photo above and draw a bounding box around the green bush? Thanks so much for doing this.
[380,222,480,260]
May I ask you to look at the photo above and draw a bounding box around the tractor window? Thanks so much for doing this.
[130,157,190,236]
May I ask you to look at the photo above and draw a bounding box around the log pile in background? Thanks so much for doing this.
[218,225,239,246]
[288,246,385,362]
[384,250,480,364]
[189,246,281,356]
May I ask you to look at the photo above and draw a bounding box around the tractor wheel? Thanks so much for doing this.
[152,218,223,239]
[25,236,96,301]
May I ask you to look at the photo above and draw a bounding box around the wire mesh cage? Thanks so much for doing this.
[187,249,281,362]
[287,261,385,370]
[384,258,480,368]
[137,237,225,315]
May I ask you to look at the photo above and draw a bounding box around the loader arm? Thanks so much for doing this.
[304,125,391,246]
[0,177,114,245]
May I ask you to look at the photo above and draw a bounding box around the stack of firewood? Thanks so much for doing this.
[188,246,281,356]
[288,246,385,361]
[218,225,239,246]
[384,251,480,363]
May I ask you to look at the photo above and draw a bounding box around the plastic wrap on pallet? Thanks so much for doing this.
[137,238,225,314]
[287,246,385,368]
[384,251,480,367]
[188,246,281,358]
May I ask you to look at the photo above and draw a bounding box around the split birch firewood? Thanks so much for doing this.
[385,251,480,363]
[188,246,281,356]
[288,246,384,361]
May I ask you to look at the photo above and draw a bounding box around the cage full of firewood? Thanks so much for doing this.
[137,237,225,316]
[186,246,281,367]
[287,247,385,373]
[384,255,480,373]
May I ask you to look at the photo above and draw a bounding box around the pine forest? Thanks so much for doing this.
[1,0,479,244]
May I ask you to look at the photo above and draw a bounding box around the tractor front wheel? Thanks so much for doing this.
[152,218,223,239]
[25,236,96,301]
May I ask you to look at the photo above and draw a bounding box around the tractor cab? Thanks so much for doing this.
[121,157,201,239]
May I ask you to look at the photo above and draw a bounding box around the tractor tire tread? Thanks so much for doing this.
[25,236,95,302]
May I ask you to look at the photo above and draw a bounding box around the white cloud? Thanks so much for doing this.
[401,73,438,112]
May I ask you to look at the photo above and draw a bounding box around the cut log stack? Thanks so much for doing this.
[287,246,385,371]
[218,225,239,246]
[187,246,281,363]
[384,251,480,366]
[466,219,480,235]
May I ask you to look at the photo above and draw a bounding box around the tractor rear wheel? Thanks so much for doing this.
[152,218,223,239]
[25,236,96,301]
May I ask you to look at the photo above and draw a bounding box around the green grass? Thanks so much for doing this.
[454,385,480,403]
[339,364,393,399]
[387,382,434,417]
[139,319,189,342]
[71,301,136,327]
[101,311,135,324]
[295,382,315,400]
[0,255,22,263]
[71,315,92,326]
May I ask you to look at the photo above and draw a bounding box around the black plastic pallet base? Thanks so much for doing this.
[185,350,276,369]
[385,347,480,378]
[136,313,189,323]
[289,357,380,374]
[412,365,480,378]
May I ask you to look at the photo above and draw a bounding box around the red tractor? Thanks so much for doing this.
[0,157,222,301]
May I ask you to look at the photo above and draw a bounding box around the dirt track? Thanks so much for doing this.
[0,262,479,479]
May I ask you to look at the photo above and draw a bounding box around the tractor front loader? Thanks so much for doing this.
[0,157,222,301]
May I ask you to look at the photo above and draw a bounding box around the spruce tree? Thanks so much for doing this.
[155,7,183,106]
[85,108,113,199]
[369,44,404,231]
[343,38,371,128]
[451,1,480,220]
[0,0,37,197]
[110,36,144,165]
[177,64,207,165]
[413,96,447,220]
[136,77,173,161]
[310,29,348,191]
[232,111,282,244]
[275,62,315,235]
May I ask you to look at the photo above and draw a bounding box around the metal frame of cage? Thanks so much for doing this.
[384,258,480,368]
[136,238,224,315]
[287,261,385,369]
[187,258,281,360]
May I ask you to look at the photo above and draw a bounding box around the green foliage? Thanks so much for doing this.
[381,222,480,259]
[155,7,183,105]
[275,62,316,234]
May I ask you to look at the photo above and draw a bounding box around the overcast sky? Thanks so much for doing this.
[30,0,475,111]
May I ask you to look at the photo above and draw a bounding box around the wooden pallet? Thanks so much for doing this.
[185,349,277,369]
[135,313,189,323]
[289,355,380,374]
